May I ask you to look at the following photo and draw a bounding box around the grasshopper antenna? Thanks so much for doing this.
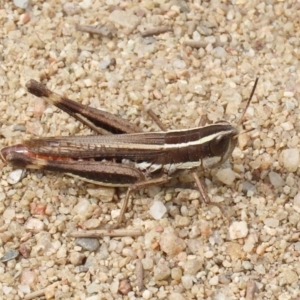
[236,77,259,128]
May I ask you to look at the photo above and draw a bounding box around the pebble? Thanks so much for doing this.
[72,199,93,219]
[7,169,25,184]
[183,258,203,275]
[75,238,100,252]
[142,290,152,299]
[79,0,92,9]
[268,172,285,187]
[159,231,186,256]
[109,10,140,30]
[154,260,171,281]
[84,218,101,229]
[215,168,237,185]
[280,148,299,172]
[263,218,279,228]
[118,279,132,295]
[229,221,248,239]
[171,267,182,281]
[181,275,194,289]
[1,249,19,262]
[280,269,298,285]
[169,293,186,300]
[25,218,45,233]
[63,3,80,16]
[3,208,15,221]
[209,275,219,285]
[69,252,85,266]
[149,200,167,220]
[13,0,28,9]
[280,121,293,131]
[20,269,36,286]
[212,46,226,58]
[142,257,154,270]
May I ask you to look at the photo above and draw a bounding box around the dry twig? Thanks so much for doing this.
[68,229,143,238]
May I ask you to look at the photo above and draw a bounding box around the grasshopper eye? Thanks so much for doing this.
[209,135,230,157]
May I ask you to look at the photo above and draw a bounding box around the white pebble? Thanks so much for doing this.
[229,221,248,239]
[280,148,299,172]
[109,10,140,30]
[25,218,45,233]
[216,168,237,185]
[212,46,226,58]
[3,208,15,221]
[181,275,194,289]
[294,192,300,208]
[268,171,285,187]
[160,231,186,255]
[263,218,279,228]
[142,290,152,299]
[280,121,293,131]
[72,199,93,218]
[209,275,219,285]
[79,0,92,9]
[13,0,29,9]
[149,200,167,220]
[7,169,25,184]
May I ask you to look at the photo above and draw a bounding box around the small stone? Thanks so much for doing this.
[225,242,244,259]
[57,246,67,258]
[142,258,153,270]
[215,168,237,185]
[109,10,140,30]
[263,218,279,228]
[3,208,15,221]
[159,231,186,256]
[181,275,194,289]
[1,249,19,262]
[142,290,152,299]
[268,172,285,187]
[242,261,253,270]
[84,218,101,229]
[13,0,29,9]
[280,121,293,131]
[20,269,36,287]
[19,243,31,258]
[63,3,80,15]
[209,275,219,285]
[79,0,92,9]
[87,283,101,294]
[72,199,93,219]
[280,149,299,172]
[280,269,298,285]
[7,169,25,184]
[149,200,167,220]
[25,218,45,233]
[118,279,132,295]
[212,46,226,58]
[169,293,186,300]
[154,260,171,281]
[183,258,203,275]
[75,238,100,251]
[69,252,85,266]
[294,192,300,208]
[171,267,182,281]
[229,221,248,239]
[219,274,231,284]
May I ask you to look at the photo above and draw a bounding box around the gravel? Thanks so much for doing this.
[1,0,300,299]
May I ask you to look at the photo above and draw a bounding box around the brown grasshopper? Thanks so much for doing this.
[1,78,258,226]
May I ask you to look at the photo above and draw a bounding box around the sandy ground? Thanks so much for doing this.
[1,0,300,299]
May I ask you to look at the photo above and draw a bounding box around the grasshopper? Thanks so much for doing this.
[1,78,258,226]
